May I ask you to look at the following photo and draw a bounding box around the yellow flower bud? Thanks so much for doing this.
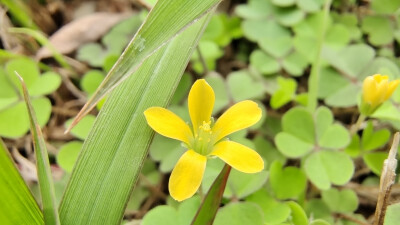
[360,74,400,116]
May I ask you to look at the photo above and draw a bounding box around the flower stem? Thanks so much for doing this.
[350,114,366,137]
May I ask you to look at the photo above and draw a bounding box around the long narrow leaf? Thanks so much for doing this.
[16,74,60,225]
[0,139,44,225]
[191,165,231,225]
[8,28,70,69]
[59,12,213,225]
[68,0,221,129]
[0,0,39,29]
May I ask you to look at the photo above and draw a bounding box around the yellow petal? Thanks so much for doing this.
[188,79,215,135]
[372,74,388,83]
[212,100,262,142]
[169,150,207,201]
[210,141,264,173]
[384,80,400,100]
[144,107,192,144]
[362,76,377,103]
[374,78,388,104]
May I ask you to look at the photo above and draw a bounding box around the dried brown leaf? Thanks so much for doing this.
[36,12,131,59]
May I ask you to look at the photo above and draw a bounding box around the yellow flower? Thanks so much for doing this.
[144,79,264,201]
[360,74,400,116]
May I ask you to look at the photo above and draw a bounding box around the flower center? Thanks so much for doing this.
[191,120,215,155]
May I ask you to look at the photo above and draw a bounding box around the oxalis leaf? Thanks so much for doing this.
[319,44,400,107]
[59,13,213,225]
[68,0,222,129]
[275,106,353,189]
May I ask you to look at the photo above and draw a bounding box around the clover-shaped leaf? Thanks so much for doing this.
[250,50,280,75]
[202,159,268,199]
[304,151,354,190]
[321,188,358,213]
[269,161,307,200]
[202,14,242,47]
[142,196,200,225]
[65,115,97,140]
[293,12,351,63]
[205,73,229,113]
[363,152,388,175]
[305,199,332,221]
[77,15,142,67]
[0,98,52,138]
[149,134,186,173]
[361,122,390,152]
[191,40,223,74]
[259,35,292,58]
[242,19,291,43]
[275,107,350,158]
[271,0,295,7]
[57,141,83,173]
[344,122,390,175]
[235,0,274,20]
[297,0,324,12]
[0,58,60,138]
[226,70,265,102]
[247,189,291,225]
[319,44,400,107]
[254,135,287,166]
[361,15,394,46]
[271,77,297,109]
[384,202,400,225]
[214,202,264,225]
[287,201,308,225]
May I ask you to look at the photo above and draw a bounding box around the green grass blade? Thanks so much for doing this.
[69,0,221,129]
[0,139,44,225]
[307,0,332,112]
[8,28,70,69]
[191,165,231,225]
[0,0,39,29]
[16,74,60,225]
[59,12,213,225]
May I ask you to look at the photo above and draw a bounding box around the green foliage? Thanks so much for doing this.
[247,188,310,225]
[3,0,400,224]
[226,70,264,102]
[321,188,358,213]
[77,15,143,67]
[0,140,44,224]
[385,202,400,225]
[18,74,60,224]
[345,121,391,175]
[275,107,353,189]
[57,141,82,173]
[142,196,201,225]
[202,159,268,199]
[269,161,307,199]
[0,58,60,138]
[213,202,264,225]
[319,44,400,107]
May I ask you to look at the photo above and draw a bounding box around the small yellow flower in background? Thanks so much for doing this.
[144,79,264,201]
[360,74,400,116]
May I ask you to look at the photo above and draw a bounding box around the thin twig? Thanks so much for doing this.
[373,132,399,225]
[57,69,87,101]
[52,107,80,117]
[336,213,371,225]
